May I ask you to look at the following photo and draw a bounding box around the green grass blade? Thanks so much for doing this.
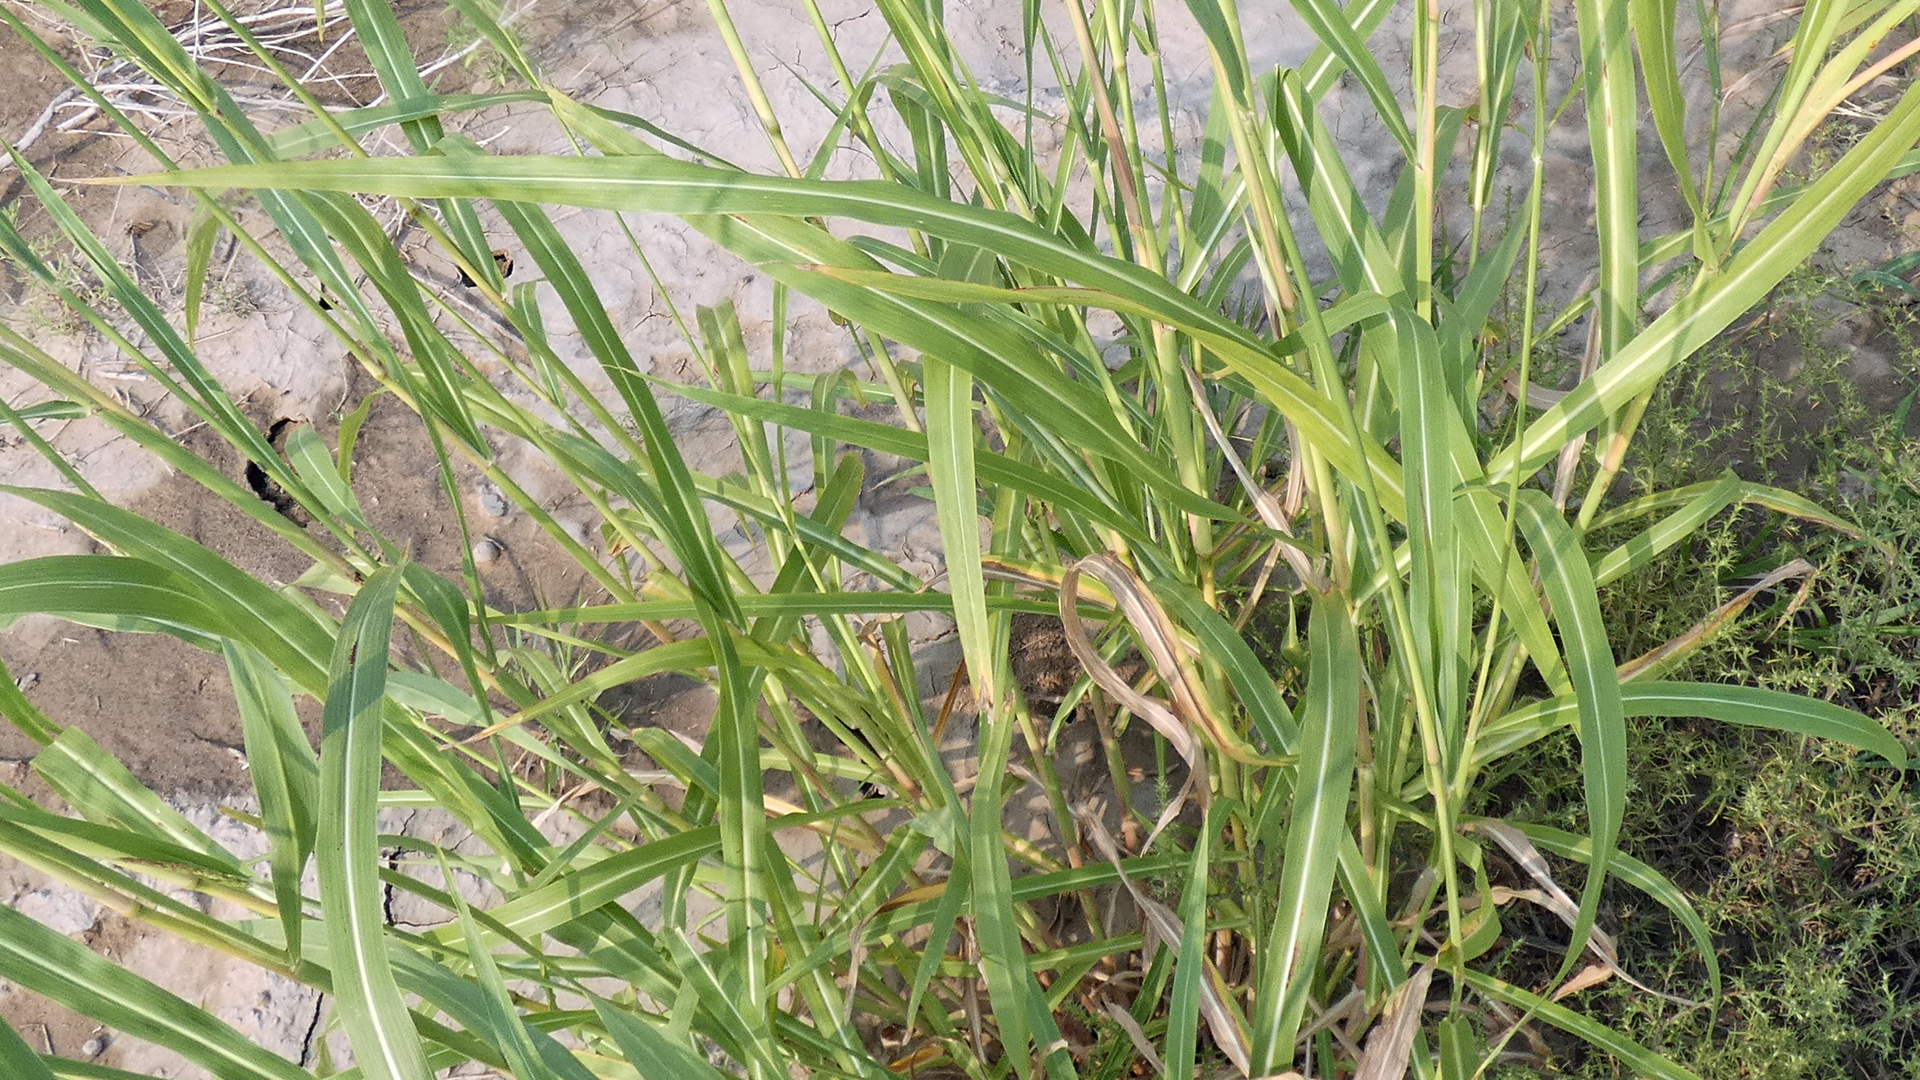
[31,726,241,868]
[1460,969,1701,1079]
[1502,820,1721,999]
[1457,487,1572,696]
[444,857,591,1080]
[282,422,368,530]
[970,698,1041,1068]
[657,359,1210,547]
[1336,835,1410,999]
[704,624,774,1052]
[182,200,219,345]
[590,996,728,1079]
[1575,0,1640,361]
[1590,471,1740,587]
[336,0,493,275]
[0,654,61,745]
[397,563,487,719]
[269,92,547,157]
[1630,0,1702,219]
[0,902,311,1080]
[1472,679,1905,774]
[1394,306,1467,742]
[925,355,992,705]
[1298,0,1400,98]
[127,152,1410,514]
[0,554,231,647]
[0,1017,56,1080]
[661,929,786,1077]
[1165,801,1217,1080]
[1443,220,1527,395]
[448,827,723,945]
[1512,493,1627,975]
[1,488,333,691]
[1149,578,1298,752]
[904,839,970,1048]
[1273,76,1407,302]
[317,566,433,1080]
[1633,682,1903,765]
[225,642,319,962]
[1287,0,1414,155]
[1250,594,1360,1073]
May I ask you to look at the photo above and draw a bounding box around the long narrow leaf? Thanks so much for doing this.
[1250,594,1360,1072]
[317,567,432,1080]
[1513,494,1627,975]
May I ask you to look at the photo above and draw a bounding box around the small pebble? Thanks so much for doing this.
[473,537,502,564]
[12,672,37,692]
[476,483,509,518]
[81,1037,104,1058]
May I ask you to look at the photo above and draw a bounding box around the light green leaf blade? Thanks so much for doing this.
[1591,471,1741,587]
[925,355,990,705]
[589,996,728,1080]
[446,826,723,946]
[1392,306,1468,744]
[1575,0,1640,362]
[1630,0,1702,218]
[1471,681,1906,771]
[317,566,432,1080]
[1165,802,1215,1080]
[0,554,231,647]
[182,200,218,345]
[1461,969,1702,1079]
[281,422,367,529]
[0,488,333,692]
[1288,0,1414,155]
[32,726,240,869]
[0,902,311,1080]
[969,698,1040,1068]
[225,641,319,961]
[444,855,582,1080]
[268,91,546,157]
[1513,493,1628,976]
[119,153,1397,516]
[1250,594,1360,1073]
[1149,577,1298,752]
[0,1015,57,1080]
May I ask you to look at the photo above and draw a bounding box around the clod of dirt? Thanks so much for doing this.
[1010,612,1080,707]
[475,481,509,517]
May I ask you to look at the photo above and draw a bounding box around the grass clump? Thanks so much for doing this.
[0,0,1918,1078]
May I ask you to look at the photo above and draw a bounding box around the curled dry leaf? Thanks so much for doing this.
[1551,962,1615,1003]
[1353,965,1434,1080]
[1058,554,1199,766]
[1101,1001,1166,1075]
[1470,820,1702,1008]
[1059,553,1288,769]
[1616,558,1817,680]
